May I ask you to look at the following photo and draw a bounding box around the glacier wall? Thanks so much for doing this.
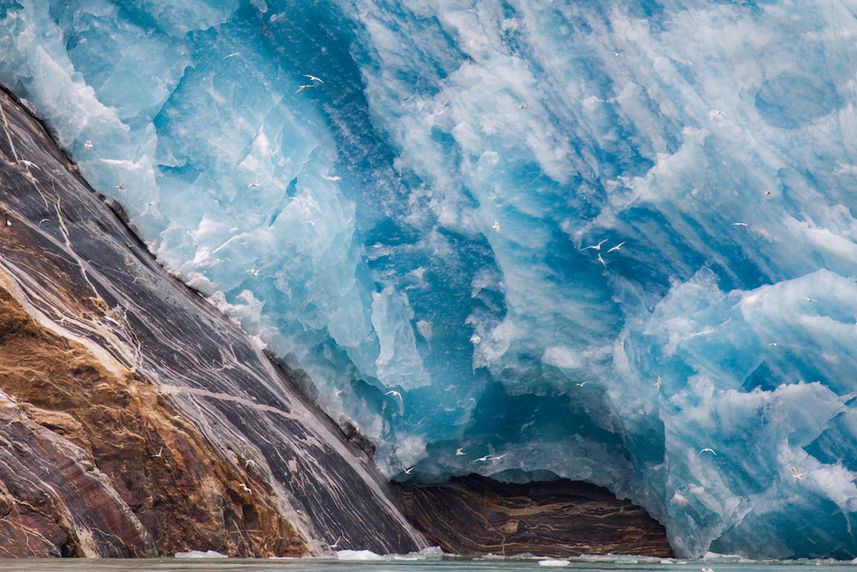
[2,0,857,559]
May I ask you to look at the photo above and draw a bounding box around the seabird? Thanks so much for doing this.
[581,238,608,251]
[607,241,625,253]
[492,220,501,232]
[698,448,717,456]
[304,74,324,84]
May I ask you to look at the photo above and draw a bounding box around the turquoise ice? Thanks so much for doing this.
[3,0,857,559]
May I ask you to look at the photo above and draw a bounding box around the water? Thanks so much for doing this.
[1,556,856,572]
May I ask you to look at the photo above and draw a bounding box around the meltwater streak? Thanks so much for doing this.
[3,0,857,559]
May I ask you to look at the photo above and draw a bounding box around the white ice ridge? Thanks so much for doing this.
[3,0,857,559]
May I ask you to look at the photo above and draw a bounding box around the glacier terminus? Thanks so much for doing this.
[2,0,857,559]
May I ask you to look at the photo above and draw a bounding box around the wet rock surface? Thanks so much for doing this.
[394,474,673,558]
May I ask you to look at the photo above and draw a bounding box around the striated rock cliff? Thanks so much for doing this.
[394,474,673,558]
[0,85,426,557]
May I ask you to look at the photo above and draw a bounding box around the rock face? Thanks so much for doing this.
[394,474,673,558]
[0,85,426,557]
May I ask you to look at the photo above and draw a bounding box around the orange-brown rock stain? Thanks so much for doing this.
[0,286,307,558]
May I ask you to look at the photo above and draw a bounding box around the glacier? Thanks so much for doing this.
[2,0,857,559]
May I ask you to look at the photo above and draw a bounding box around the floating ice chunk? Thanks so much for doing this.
[336,549,384,560]
[174,550,228,558]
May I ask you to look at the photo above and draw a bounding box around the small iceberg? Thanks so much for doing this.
[174,550,228,558]
[336,549,385,560]
[538,559,570,567]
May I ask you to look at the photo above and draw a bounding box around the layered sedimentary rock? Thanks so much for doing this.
[394,474,672,558]
[0,85,426,557]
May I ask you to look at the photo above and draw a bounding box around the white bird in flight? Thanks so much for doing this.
[698,448,717,456]
[790,467,804,480]
[581,238,608,251]
[304,74,324,84]
[607,241,625,253]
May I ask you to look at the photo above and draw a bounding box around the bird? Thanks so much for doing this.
[84,140,93,151]
[655,376,662,391]
[152,447,163,458]
[731,222,748,227]
[248,180,260,188]
[581,238,608,251]
[698,448,717,456]
[385,390,404,413]
[518,104,527,110]
[222,52,240,60]
[38,218,49,225]
[768,342,778,347]
[304,74,324,84]
[790,467,804,480]
[295,84,316,93]
[472,451,507,463]
[607,241,625,253]
[492,220,501,232]
[402,465,414,475]
[597,253,607,268]
[805,298,817,302]
[455,448,465,456]
[575,382,587,387]
[116,183,125,191]
[238,483,252,493]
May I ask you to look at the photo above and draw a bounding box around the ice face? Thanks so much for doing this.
[3,0,857,559]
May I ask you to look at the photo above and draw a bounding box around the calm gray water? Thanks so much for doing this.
[0,555,855,572]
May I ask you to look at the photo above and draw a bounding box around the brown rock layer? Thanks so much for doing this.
[0,283,304,557]
[394,474,673,558]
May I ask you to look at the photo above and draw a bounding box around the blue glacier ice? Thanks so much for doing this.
[3,0,857,559]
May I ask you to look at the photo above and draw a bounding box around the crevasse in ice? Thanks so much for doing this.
[2,0,857,559]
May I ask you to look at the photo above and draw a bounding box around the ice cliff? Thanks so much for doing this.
[2,0,857,559]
